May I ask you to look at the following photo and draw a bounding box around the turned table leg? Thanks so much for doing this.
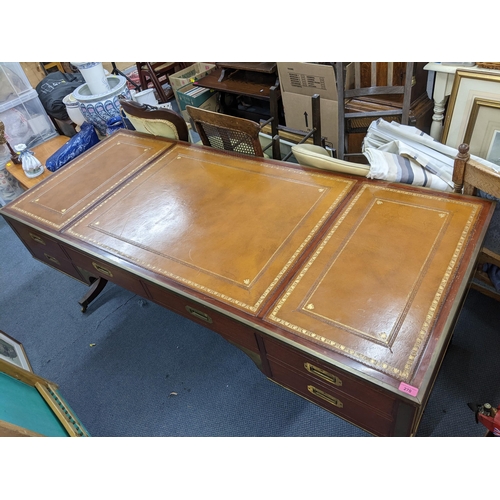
[79,277,108,312]
[430,97,448,142]
[429,70,450,142]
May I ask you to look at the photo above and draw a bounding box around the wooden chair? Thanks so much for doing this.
[336,62,414,161]
[119,99,189,142]
[264,93,325,162]
[186,105,265,157]
[136,63,189,104]
[110,62,141,92]
[453,143,500,300]
[40,62,65,75]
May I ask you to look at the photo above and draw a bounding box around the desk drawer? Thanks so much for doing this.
[264,337,396,417]
[269,359,394,436]
[144,281,260,354]
[8,219,72,264]
[64,247,148,298]
[7,219,85,282]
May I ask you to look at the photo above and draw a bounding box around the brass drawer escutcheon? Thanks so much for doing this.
[185,305,213,323]
[44,253,60,266]
[307,385,343,408]
[92,262,113,277]
[304,362,342,386]
[30,233,46,245]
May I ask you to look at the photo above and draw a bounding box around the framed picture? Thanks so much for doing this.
[442,69,500,148]
[463,98,500,166]
[0,330,32,372]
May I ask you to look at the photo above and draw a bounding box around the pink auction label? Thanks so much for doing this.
[398,382,419,397]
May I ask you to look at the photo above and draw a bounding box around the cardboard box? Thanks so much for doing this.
[277,63,353,151]
[169,63,216,107]
[177,82,218,111]
[181,93,220,123]
[278,62,339,100]
[281,92,338,149]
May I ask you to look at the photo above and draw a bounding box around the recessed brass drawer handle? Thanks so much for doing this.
[185,305,213,323]
[30,232,45,245]
[92,262,113,277]
[304,362,342,386]
[44,253,60,266]
[308,385,343,408]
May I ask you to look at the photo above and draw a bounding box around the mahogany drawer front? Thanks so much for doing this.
[144,281,260,354]
[64,247,148,298]
[37,251,86,282]
[269,359,395,436]
[8,219,71,264]
[264,337,396,417]
[6,219,85,282]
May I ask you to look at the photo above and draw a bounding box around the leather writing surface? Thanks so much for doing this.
[7,132,173,230]
[65,144,356,314]
[266,183,486,384]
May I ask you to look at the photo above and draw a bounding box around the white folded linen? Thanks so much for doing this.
[362,119,500,192]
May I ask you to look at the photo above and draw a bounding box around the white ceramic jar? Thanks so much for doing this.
[71,62,110,95]
[72,75,131,136]
[63,93,86,127]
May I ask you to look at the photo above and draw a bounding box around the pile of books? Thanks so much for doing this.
[181,86,210,99]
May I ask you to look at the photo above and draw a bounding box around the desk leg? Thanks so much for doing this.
[79,277,108,312]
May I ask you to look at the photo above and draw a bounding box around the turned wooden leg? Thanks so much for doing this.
[429,72,449,142]
[430,97,448,142]
[79,277,108,312]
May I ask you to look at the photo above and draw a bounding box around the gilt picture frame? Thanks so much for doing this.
[0,330,33,372]
[463,98,500,166]
[442,69,500,148]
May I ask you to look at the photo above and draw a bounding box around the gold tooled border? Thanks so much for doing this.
[67,151,355,313]
[299,197,450,348]
[10,134,170,230]
[267,185,480,382]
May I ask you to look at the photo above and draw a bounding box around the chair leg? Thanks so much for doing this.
[111,62,140,92]
[270,85,281,160]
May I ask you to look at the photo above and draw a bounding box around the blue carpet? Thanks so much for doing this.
[1,214,499,437]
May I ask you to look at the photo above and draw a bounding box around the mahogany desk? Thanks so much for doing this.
[0,130,494,436]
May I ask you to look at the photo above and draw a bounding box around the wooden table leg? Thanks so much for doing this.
[78,277,108,312]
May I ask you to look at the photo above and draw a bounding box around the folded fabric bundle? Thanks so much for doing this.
[362,119,500,192]
[363,147,453,191]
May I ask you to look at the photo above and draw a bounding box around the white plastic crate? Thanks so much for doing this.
[0,88,58,148]
[0,62,33,106]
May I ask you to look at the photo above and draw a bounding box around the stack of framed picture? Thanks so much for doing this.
[442,69,500,168]
[0,330,89,437]
[0,330,32,371]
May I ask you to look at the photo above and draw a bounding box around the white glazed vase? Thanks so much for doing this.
[71,62,110,95]
[73,75,131,136]
[63,93,86,126]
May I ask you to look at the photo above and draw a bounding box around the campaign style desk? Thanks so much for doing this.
[0,130,494,436]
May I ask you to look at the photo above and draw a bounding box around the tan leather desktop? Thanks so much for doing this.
[1,130,494,436]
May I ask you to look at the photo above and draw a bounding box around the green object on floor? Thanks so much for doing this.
[0,372,68,436]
